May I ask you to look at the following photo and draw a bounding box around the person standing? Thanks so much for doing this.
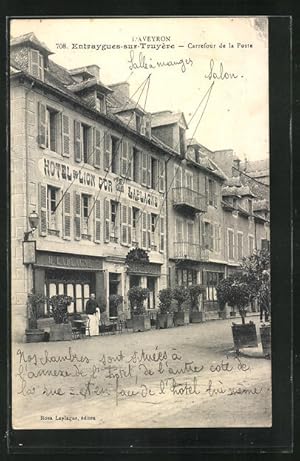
[85,293,100,336]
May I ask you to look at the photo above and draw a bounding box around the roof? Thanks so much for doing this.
[241,158,269,174]
[151,111,188,129]
[67,78,112,94]
[107,89,146,115]
[10,32,53,55]
[253,199,269,211]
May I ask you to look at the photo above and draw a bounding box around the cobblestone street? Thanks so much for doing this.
[12,315,272,429]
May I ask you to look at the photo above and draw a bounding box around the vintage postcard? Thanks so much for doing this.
[10,17,271,430]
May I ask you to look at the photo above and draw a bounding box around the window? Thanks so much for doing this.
[214,225,221,252]
[228,229,234,260]
[46,108,59,152]
[203,221,213,251]
[30,49,44,80]
[176,217,184,242]
[96,94,106,113]
[261,239,270,251]
[248,199,253,214]
[132,207,139,243]
[187,222,194,244]
[110,200,119,240]
[82,124,92,164]
[176,269,198,287]
[179,127,186,155]
[133,147,139,182]
[136,114,142,133]
[206,272,224,303]
[151,157,158,190]
[151,214,158,250]
[248,235,254,255]
[237,232,243,260]
[81,194,90,236]
[111,136,120,174]
[208,179,217,206]
[47,186,59,231]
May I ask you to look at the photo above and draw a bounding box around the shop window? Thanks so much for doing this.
[47,186,59,233]
[175,269,198,287]
[261,239,270,251]
[76,284,83,312]
[206,272,224,304]
[67,284,75,313]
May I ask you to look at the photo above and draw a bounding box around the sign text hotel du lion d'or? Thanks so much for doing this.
[40,157,160,209]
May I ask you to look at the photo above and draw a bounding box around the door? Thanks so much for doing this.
[147,277,156,310]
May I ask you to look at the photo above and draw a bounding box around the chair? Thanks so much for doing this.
[99,313,115,335]
[117,312,128,333]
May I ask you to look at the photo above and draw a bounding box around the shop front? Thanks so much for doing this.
[33,252,105,316]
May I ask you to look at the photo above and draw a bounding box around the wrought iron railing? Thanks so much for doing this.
[172,187,207,212]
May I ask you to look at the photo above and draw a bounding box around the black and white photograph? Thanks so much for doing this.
[9,17,272,430]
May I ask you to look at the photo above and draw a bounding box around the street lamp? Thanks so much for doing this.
[24,211,39,241]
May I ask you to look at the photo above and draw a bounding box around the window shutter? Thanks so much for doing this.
[121,140,128,177]
[147,213,151,249]
[209,223,214,251]
[61,114,70,157]
[93,128,101,168]
[147,154,151,188]
[30,50,39,77]
[213,181,217,207]
[38,53,44,80]
[38,102,47,148]
[104,133,111,170]
[63,191,71,239]
[175,164,182,189]
[39,183,47,236]
[160,215,165,252]
[104,198,110,242]
[202,221,208,248]
[140,117,146,136]
[121,204,128,245]
[141,211,147,249]
[127,143,133,180]
[205,176,209,205]
[94,198,101,243]
[145,118,151,138]
[159,160,165,192]
[74,120,82,162]
[74,191,81,240]
[128,206,132,246]
[141,152,147,186]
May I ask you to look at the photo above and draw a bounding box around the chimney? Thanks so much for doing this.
[110,82,130,98]
[86,65,100,81]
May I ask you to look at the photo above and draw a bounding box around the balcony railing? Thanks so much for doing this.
[174,242,209,261]
[172,187,207,213]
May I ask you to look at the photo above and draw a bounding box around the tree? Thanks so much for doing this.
[158,288,173,314]
[216,273,252,324]
[188,285,205,312]
[172,286,190,312]
[240,249,270,299]
[127,286,150,316]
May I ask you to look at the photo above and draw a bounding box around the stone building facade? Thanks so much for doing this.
[10,33,270,341]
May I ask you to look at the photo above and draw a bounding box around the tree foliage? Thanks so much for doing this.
[158,288,173,314]
[127,286,150,316]
[188,284,205,312]
[49,295,73,324]
[172,286,190,312]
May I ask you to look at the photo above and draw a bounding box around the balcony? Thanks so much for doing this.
[174,242,209,262]
[172,187,207,214]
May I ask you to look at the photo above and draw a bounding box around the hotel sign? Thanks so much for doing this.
[39,157,160,209]
[35,252,103,270]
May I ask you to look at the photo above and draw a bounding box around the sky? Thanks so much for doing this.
[10,17,269,162]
